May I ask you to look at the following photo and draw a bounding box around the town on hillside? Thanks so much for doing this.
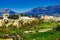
[0,12,60,27]
[0,11,60,40]
[0,0,60,40]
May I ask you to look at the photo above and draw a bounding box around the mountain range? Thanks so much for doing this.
[25,5,60,16]
[0,5,60,16]
[0,8,16,16]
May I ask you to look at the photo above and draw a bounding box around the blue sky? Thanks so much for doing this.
[0,0,60,13]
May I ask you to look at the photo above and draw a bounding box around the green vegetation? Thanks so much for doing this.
[8,14,19,19]
[20,13,28,16]
[38,20,58,29]
[18,19,58,31]
[0,19,60,40]
[23,30,60,40]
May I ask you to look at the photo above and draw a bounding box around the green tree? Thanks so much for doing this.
[20,13,24,16]
[24,13,28,16]
[8,14,19,19]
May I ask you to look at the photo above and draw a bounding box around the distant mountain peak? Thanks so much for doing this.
[0,8,11,13]
[24,5,60,16]
[0,8,16,16]
[3,8,10,11]
[3,8,11,13]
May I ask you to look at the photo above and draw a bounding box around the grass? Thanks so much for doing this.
[38,21,58,29]
[23,30,60,40]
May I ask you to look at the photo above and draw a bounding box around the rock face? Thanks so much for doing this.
[25,5,60,16]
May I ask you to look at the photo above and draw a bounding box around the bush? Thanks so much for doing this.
[55,25,60,31]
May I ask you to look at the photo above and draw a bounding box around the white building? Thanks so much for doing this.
[41,15,54,20]
[19,16,35,20]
